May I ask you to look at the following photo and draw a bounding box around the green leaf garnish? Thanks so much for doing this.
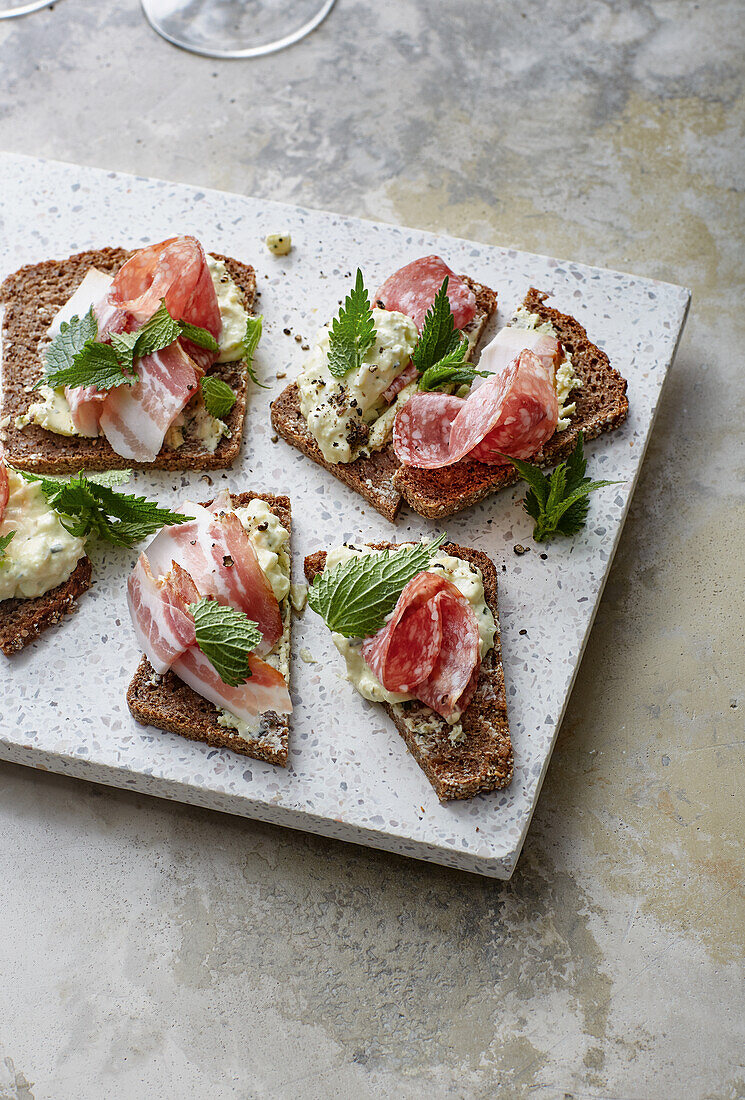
[242,314,268,388]
[17,470,193,548]
[418,342,489,393]
[507,433,623,542]
[411,277,468,377]
[189,597,263,686]
[308,534,448,638]
[38,309,136,392]
[326,269,377,379]
[0,531,15,558]
[178,319,220,353]
[109,300,181,374]
[201,376,237,419]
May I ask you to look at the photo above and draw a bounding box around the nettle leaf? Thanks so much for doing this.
[41,309,98,380]
[201,376,237,419]
[308,535,447,639]
[189,597,263,686]
[326,269,376,379]
[242,314,268,388]
[411,278,463,375]
[0,531,15,558]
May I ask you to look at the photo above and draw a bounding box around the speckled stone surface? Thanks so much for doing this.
[0,152,689,879]
[0,2,743,1098]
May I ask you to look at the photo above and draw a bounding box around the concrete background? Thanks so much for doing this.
[0,1,743,1097]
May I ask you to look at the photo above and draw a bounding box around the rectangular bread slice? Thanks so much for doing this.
[271,276,498,522]
[126,492,292,767]
[393,287,630,518]
[304,541,513,801]
[0,554,92,656]
[0,247,256,473]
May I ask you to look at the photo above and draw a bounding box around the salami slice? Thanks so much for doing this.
[381,361,418,405]
[361,571,481,722]
[414,588,481,721]
[374,255,477,332]
[392,392,464,468]
[362,572,446,693]
[393,349,559,469]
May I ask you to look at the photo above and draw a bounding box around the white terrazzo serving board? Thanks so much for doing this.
[0,153,689,879]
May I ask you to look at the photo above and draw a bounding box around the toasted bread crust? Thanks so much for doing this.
[125,492,292,767]
[304,541,513,801]
[271,276,498,522]
[0,554,92,656]
[0,248,256,472]
[393,287,630,517]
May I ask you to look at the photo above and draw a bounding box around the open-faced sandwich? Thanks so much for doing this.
[305,535,512,801]
[271,256,498,520]
[0,446,192,655]
[126,488,293,766]
[1,236,261,472]
[392,288,629,517]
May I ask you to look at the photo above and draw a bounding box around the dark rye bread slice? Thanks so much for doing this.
[393,287,630,518]
[271,277,498,522]
[304,542,513,802]
[126,492,292,767]
[0,555,92,656]
[0,247,256,472]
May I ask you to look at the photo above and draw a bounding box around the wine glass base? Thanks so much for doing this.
[140,0,338,59]
[0,0,55,18]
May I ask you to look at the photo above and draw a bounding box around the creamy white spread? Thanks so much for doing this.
[297,308,419,464]
[18,256,248,439]
[322,543,495,723]
[0,470,86,601]
[216,500,291,737]
[206,256,250,363]
[511,306,582,429]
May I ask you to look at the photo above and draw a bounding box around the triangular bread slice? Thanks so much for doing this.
[126,492,292,767]
[0,247,256,473]
[393,287,629,518]
[271,276,498,522]
[304,541,512,801]
[0,554,92,656]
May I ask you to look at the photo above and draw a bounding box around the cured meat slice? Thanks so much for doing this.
[362,572,446,692]
[100,236,221,350]
[414,591,481,721]
[393,349,559,468]
[381,361,418,405]
[469,324,560,392]
[127,553,198,674]
[361,571,481,721]
[374,256,477,332]
[392,392,464,468]
[143,503,282,653]
[65,385,108,437]
[171,645,292,722]
[98,342,201,462]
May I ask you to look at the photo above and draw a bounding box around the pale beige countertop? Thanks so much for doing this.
[0,2,742,1097]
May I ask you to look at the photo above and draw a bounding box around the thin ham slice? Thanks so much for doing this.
[469,324,561,392]
[393,349,559,469]
[143,503,282,654]
[66,236,221,442]
[127,554,198,674]
[98,341,201,462]
[362,572,480,722]
[374,256,477,332]
[171,645,292,723]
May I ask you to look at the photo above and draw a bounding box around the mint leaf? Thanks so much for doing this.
[242,314,268,388]
[189,597,263,686]
[41,309,98,379]
[17,470,193,548]
[327,269,376,379]
[411,277,463,375]
[506,434,623,542]
[0,531,15,558]
[201,376,236,419]
[308,535,448,639]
